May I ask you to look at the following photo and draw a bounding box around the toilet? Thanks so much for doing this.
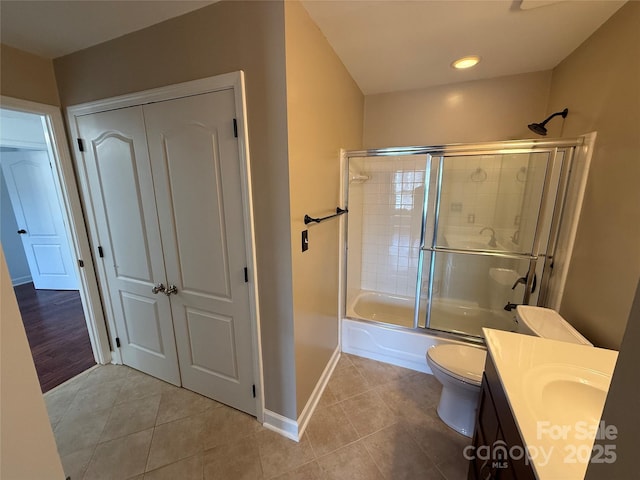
[426,306,592,437]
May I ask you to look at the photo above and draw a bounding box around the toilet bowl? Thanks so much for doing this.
[426,306,592,437]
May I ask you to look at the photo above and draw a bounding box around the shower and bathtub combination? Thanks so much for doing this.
[339,136,593,377]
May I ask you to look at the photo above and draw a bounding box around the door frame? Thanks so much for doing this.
[66,71,264,421]
[0,95,112,364]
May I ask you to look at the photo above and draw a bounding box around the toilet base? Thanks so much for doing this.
[436,383,480,438]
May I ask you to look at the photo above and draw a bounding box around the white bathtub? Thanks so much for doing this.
[342,290,516,373]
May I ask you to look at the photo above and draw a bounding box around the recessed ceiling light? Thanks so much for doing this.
[452,56,480,69]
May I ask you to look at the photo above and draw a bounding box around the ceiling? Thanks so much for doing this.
[1,0,626,95]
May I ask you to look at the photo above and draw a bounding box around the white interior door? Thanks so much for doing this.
[75,107,181,385]
[1,150,78,290]
[144,90,257,415]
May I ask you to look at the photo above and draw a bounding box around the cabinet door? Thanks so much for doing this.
[144,89,256,415]
[76,107,180,385]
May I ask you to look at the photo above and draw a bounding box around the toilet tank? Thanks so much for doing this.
[515,306,593,346]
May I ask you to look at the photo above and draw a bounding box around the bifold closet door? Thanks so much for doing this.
[75,107,181,386]
[143,89,256,415]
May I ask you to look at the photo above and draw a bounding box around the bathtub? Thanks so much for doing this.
[342,290,516,373]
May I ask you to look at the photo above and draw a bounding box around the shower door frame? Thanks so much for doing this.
[344,138,583,342]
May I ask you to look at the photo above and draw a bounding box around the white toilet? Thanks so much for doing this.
[426,306,592,437]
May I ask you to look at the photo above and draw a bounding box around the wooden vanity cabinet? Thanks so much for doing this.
[468,354,536,480]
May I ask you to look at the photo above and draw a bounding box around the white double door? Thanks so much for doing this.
[76,90,256,415]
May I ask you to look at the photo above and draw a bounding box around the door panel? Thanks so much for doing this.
[144,90,256,415]
[76,107,180,385]
[1,150,78,290]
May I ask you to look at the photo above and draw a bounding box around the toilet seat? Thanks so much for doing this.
[427,345,486,387]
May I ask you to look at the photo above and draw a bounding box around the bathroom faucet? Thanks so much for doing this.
[479,227,497,248]
[504,302,521,312]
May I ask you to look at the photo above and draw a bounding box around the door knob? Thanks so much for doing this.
[152,283,166,294]
[164,284,178,296]
[17,229,27,234]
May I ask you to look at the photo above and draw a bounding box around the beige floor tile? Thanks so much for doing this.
[100,394,162,442]
[84,428,153,480]
[270,461,324,480]
[45,387,78,429]
[315,384,339,409]
[349,355,413,385]
[118,370,173,404]
[201,405,262,450]
[339,390,395,437]
[435,455,471,480]
[316,441,383,480]
[363,424,444,480]
[401,407,470,467]
[63,379,122,420]
[144,454,203,480]
[156,387,220,425]
[306,403,359,457]
[82,364,130,389]
[203,434,263,479]
[256,429,315,479]
[54,407,112,456]
[325,365,371,402]
[146,413,206,471]
[334,353,354,372]
[59,445,95,480]
[376,372,441,419]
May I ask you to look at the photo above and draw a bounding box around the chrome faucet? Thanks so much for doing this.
[479,226,497,248]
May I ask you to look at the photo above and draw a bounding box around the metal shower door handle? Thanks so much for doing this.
[152,283,166,294]
[164,284,178,296]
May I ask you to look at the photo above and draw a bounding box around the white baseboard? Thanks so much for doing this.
[263,345,341,442]
[262,410,300,441]
[12,275,32,286]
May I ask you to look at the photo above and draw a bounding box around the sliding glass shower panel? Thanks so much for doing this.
[431,152,552,255]
[345,155,427,328]
[419,150,557,336]
[417,252,534,335]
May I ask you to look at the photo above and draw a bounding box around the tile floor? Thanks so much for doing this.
[45,353,470,480]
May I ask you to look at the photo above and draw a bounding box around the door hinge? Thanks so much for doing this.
[98,246,104,258]
[115,337,121,348]
[77,138,85,152]
[244,267,248,283]
[78,259,85,268]
[252,384,256,398]
[233,118,238,138]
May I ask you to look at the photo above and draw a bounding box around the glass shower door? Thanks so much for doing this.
[417,149,564,338]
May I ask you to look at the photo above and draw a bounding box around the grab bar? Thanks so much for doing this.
[304,207,348,225]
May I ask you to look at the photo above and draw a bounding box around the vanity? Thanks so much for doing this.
[468,329,618,479]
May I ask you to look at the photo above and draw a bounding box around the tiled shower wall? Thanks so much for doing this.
[350,156,426,297]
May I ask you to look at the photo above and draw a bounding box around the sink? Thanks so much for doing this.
[523,364,611,426]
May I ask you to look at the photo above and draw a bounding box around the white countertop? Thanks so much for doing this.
[483,328,619,480]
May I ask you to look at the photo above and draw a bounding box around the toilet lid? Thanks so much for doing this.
[427,345,486,386]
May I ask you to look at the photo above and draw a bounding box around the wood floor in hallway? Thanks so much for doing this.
[15,282,95,393]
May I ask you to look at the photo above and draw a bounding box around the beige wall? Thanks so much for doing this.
[0,43,60,106]
[54,0,297,419]
[284,1,363,416]
[363,71,552,148]
[547,0,640,349]
[0,248,65,479]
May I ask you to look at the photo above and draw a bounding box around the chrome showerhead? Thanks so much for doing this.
[528,108,568,136]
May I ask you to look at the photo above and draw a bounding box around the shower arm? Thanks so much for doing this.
[537,108,569,128]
